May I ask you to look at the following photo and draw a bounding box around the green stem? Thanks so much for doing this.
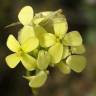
[32,88,39,96]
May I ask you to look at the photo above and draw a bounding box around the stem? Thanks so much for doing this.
[32,88,39,96]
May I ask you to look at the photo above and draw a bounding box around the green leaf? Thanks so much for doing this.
[62,46,71,59]
[57,61,71,74]
[71,45,86,54]
[21,54,37,71]
[37,50,51,70]
[5,53,20,68]
[7,35,20,52]
[18,26,35,44]
[18,6,34,25]
[48,42,63,64]
[29,71,47,88]
[66,55,87,72]
[63,31,82,46]
[53,18,68,39]
[21,37,39,53]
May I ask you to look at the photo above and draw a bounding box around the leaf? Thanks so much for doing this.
[48,42,63,64]
[53,18,68,39]
[63,31,82,46]
[57,61,71,74]
[66,55,87,72]
[7,35,20,52]
[62,46,71,59]
[29,71,47,88]
[18,6,34,25]
[21,54,37,71]
[21,37,39,53]
[18,26,35,44]
[71,45,86,54]
[37,50,51,70]
[5,53,20,68]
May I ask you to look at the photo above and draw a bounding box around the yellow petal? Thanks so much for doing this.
[66,55,87,72]
[57,61,71,74]
[33,17,45,25]
[18,26,35,44]
[5,53,20,68]
[7,35,20,52]
[71,44,86,54]
[42,33,56,47]
[48,42,63,64]
[63,31,82,46]
[37,50,51,70]
[62,46,71,59]
[21,37,39,53]
[18,6,34,25]
[29,71,47,88]
[21,54,37,71]
[53,18,68,38]
[34,25,56,47]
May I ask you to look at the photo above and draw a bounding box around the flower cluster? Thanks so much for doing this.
[5,6,86,89]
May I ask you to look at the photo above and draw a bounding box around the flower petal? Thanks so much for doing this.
[5,53,20,68]
[62,46,71,59]
[29,71,47,88]
[57,61,71,74]
[71,44,86,54]
[18,26,35,44]
[33,17,45,25]
[7,35,20,52]
[66,55,87,73]
[53,18,68,38]
[63,31,82,46]
[21,37,39,53]
[48,42,63,64]
[34,25,56,47]
[18,6,34,25]
[42,33,56,47]
[21,54,37,71]
[37,50,51,70]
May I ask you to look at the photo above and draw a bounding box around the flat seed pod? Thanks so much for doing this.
[37,50,51,70]
[62,46,71,59]
[48,42,63,64]
[5,53,20,68]
[18,6,34,25]
[63,31,82,46]
[29,71,47,88]
[53,18,68,39]
[66,55,87,72]
[71,45,86,54]
[21,37,39,53]
[7,35,20,52]
[18,26,35,44]
[21,54,37,71]
[57,61,71,74]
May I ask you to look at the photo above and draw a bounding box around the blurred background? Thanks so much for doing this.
[0,0,96,96]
